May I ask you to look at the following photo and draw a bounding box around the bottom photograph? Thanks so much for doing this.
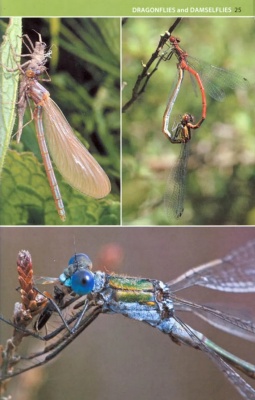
[0,227,255,400]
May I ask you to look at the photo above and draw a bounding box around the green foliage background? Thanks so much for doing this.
[0,18,120,225]
[123,18,255,225]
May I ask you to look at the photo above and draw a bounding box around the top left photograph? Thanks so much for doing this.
[0,18,120,225]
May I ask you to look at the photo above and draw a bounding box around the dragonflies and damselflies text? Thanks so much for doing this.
[1,33,111,221]
[1,240,255,398]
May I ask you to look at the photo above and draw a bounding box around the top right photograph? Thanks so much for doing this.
[122,17,254,226]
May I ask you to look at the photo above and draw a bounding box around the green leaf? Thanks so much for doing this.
[0,149,120,225]
[0,18,22,175]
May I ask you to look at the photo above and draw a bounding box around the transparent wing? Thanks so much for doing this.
[33,276,59,285]
[172,317,255,399]
[164,140,190,219]
[167,240,255,292]
[188,56,249,102]
[42,97,111,199]
[174,297,255,342]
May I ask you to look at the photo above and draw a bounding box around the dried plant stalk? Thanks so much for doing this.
[0,250,48,397]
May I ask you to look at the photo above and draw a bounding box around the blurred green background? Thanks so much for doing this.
[122,18,255,225]
[0,18,120,225]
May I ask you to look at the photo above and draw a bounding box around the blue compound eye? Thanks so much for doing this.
[68,253,92,270]
[70,269,94,295]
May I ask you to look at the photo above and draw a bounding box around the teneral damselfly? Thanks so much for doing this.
[1,32,111,221]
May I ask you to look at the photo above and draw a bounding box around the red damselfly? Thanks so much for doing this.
[166,34,248,127]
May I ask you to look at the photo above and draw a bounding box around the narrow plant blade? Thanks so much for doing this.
[0,17,22,174]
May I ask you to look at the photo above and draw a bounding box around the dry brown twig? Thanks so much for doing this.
[122,17,182,112]
[0,250,48,398]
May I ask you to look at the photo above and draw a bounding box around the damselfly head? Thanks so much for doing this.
[169,35,180,44]
[59,253,93,288]
[59,253,95,295]
[68,253,93,271]
[181,113,194,125]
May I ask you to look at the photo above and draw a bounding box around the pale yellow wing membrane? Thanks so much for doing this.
[42,97,111,199]
[33,276,59,285]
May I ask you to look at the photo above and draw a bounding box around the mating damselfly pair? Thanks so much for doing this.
[122,18,253,225]
[1,238,255,399]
